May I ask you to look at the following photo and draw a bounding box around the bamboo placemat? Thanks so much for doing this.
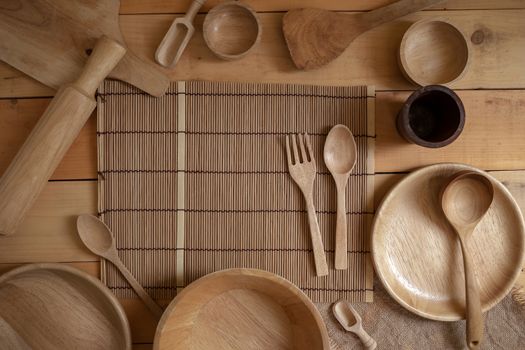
[97,80,375,303]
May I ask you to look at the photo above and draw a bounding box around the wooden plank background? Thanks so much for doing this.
[0,1,524,348]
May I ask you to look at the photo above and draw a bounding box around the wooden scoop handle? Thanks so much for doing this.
[0,36,126,236]
[360,0,444,30]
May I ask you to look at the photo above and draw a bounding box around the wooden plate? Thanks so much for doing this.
[372,163,525,321]
[154,269,330,350]
[0,263,131,349]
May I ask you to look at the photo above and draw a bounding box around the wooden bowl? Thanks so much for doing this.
[203,1,261,60]
[154,269,330,350]
[399,19,470,86]
[0,263,131,349]
[372,163,525,321]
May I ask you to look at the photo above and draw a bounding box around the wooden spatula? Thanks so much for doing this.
[282,0,444,70]
[0,0,169,97]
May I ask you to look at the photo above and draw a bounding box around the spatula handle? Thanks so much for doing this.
[0,36,125,236]
[361,0,444,29]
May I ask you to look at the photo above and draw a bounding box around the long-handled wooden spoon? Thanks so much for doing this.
[76,215,164,320]
[333,300,376,350]
[324,125,357,270]
[282,0,444,70]
[441,171,494,349]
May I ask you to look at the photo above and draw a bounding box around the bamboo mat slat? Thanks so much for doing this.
[97,80,375,303]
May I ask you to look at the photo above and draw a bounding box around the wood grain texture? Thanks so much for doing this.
[119,0,525,14]
[376,90,525,172]
[372,164,525,321]
[0,99,97,180]
[0,181,97,263]
[1,9,525,97]
[0,0,169,97]
[154,269,330,350]
[0,264,131,350]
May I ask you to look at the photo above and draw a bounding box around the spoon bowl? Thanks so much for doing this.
[324,125,357,175]
[77,214,115,256]
[442,172,494,233]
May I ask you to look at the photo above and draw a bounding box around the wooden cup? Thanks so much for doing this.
[396,85,465,148]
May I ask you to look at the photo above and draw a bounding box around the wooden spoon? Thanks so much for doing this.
[76,214,164,319]
[333,300,376,350]
[282,0,444,70]
[441,171,494,349]
[324,125,357,270]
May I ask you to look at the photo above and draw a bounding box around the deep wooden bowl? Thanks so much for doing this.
[203,1,261,60]
[0,263,131,349]
[154,269,330,350]
[399,19,470,86]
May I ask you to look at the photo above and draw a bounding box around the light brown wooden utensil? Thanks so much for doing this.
[77,214,164,320]
[155,0,206,68]
[333,300,376,350]
[282,0,444,70]
[286,133,328,276]
[0,263,131,350]
[0,36,125,236]
[324,125,357,270]
[441,171,494,349]
[154,268,330,350]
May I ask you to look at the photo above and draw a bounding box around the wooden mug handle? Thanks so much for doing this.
[0,36,126,236]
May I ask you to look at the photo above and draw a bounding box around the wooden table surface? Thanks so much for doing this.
[1,1,524,348]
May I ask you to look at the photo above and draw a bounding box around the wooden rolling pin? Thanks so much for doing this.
[0,36,126,236]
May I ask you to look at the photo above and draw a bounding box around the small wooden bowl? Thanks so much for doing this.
[154,269,329,350]
[399,19,470,86]
[203,1,261,60]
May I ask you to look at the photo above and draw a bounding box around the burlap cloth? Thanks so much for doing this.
[317,279,525,349]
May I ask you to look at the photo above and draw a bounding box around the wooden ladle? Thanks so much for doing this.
[282,0,444,70]
[333,300,376,350]
[441,171,494,349]
[324,125,357,270]
[76,214,164,320]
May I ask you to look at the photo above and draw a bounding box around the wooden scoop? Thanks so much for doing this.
[333,300,376,350]
[282,0,444,70]
[324,125,357,270]
[441,171,494,349]
[156,0,206,68]
[77,214,164,320]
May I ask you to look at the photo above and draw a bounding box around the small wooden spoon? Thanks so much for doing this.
[441,171,494,349]
[76,214,164,319]
[333,300,376,350]
[324,125,357,270]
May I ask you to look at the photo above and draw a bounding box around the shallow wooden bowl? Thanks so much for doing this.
[154,269,329,350]
[0,263,131,349]
[372,163,525,321]
[399,19,470,86]
[203,1,261,60]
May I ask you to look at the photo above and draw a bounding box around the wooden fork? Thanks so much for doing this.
[286,133,329,277]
